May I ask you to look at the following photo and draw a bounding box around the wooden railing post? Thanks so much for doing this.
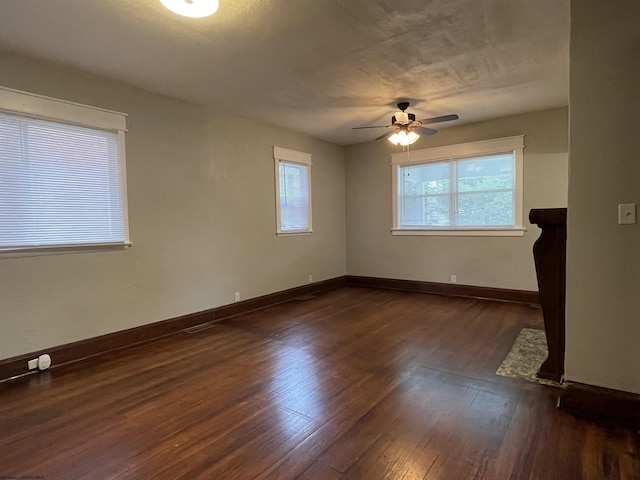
[529,208,567,383]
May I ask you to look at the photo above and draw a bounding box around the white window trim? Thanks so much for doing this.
[0,86,127,132]
[273,146,313,236]
[391,135,525,237]
[0,86,131,256]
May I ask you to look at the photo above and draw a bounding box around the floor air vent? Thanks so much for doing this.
[293,294,316,301]
[184,323,215,334]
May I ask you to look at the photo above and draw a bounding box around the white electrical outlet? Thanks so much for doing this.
[37,354,51,370]
[450,275,457,283]
[28,358,39,370]
[308,274,313,283]
[234,292,240,302]
[618,203,637,225]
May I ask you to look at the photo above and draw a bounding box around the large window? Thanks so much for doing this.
[273,146,312,235]
[392,136,525,236]
[0,87,129,253]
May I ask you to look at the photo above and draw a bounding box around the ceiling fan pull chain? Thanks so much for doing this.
[403,144,412,162]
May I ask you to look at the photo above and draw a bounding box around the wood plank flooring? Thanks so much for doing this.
[1,287,638,479]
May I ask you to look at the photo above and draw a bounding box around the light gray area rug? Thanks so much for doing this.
[496,328,560,386]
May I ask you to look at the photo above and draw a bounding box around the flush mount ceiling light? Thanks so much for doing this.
[160,0,219,18]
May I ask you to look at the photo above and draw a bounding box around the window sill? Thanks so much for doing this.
[0,242,132,258]
[391,228,526,237]
[276,231,313,237]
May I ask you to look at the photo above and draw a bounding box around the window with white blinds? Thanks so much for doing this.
[273,146,312,234]
[391,136,525,236]
[0,87,129,253]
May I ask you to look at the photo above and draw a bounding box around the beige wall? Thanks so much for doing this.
[3,4,637,398]
[0,51,346,360]
[345,108,568,291]
[566,1,640,393]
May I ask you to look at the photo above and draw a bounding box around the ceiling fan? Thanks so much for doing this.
[352,102,459,146]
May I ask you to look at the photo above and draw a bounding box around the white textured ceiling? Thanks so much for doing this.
[0,0,569,145]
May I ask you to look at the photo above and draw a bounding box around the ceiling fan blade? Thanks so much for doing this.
[352,125,392,130]
[417,114,459,125]
[375,130,395,141]
[416,126,438,136]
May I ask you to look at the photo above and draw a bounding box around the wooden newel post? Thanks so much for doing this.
[529,208,567,383]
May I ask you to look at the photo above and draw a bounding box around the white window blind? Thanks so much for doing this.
[0,87,129,253]
[279,161,310,231]
[273,146,312,234]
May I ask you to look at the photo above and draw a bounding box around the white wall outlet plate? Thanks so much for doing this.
[37,354,52,370]
[618,203,637,225]
[234,292,240,302]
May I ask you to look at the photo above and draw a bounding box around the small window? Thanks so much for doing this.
[0,86,129,254]
[392,136,525,236]
[273,146,312,235]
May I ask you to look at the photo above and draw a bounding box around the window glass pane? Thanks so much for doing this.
[457,191,514,226]
[457,154,513,192]
[400,193,450,227]
[402,163,449,194]
[279,161,309,231]
[424,195,450,227]
[0,111,125,249]
[399,163,450,227]
[399,195,422,226]
[395,147,519,230]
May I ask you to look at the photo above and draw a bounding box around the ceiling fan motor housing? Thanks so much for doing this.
[392,112,416,125]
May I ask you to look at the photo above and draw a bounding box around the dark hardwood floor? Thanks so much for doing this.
[1,287,638,479]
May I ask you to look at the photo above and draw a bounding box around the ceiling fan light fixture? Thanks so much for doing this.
[160,0,219,18]
[351,102,458,145]
[389,130,419,146]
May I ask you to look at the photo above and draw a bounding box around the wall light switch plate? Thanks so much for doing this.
[618,203,637,225]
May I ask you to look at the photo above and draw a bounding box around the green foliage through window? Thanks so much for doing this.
[398,153,515,228]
